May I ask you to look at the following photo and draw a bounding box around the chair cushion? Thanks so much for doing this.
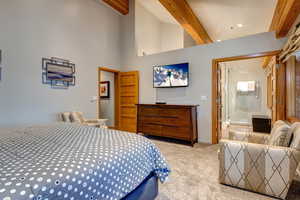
[61,112,71,122]
[70,112,85,123]
[268,123,290,147]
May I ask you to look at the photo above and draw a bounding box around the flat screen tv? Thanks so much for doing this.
[153,63,189,88]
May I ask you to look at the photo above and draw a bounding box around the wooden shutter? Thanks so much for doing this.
[267,74,273,109]
[267,56,286,123]
[119,71,139,132]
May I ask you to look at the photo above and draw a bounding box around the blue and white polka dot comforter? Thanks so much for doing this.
[0,124,170,200]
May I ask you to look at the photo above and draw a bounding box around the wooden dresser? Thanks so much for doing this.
[136,104,198,145]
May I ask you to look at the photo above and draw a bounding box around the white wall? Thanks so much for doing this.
[100,71,115,127]
[135,1,184,56]
[161,23,184,52]
[184,31,197,48]
[0,0,121,127]
[135,2,162,56]
[121,0,286,143]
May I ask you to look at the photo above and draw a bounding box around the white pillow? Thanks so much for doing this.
[290,126,300,150]
[268,123,290,147]
[61,112,71,122]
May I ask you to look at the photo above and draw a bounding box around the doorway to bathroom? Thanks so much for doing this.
[212,50,285,144]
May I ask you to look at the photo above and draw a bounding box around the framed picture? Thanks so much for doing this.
[100,81,110,98]
[42,57,75,87]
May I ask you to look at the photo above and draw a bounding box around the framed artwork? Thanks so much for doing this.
[100,81,110,98]
[42,57,75,87]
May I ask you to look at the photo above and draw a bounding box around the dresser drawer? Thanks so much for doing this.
[141,124,162,136]
[139,108,191,125]
[139,107,190,116]
[163,126,191,140]
[139,116,191,127]
[159,117,190,126]
[139,106,160,116]
[160,108,189,117]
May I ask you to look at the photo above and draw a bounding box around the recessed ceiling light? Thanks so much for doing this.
[217,40,221,42]
[237,24,243,28]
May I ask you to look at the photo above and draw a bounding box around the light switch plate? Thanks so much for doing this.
[200,96,208,101]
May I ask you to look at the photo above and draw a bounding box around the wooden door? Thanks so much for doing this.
[119,71,139,132]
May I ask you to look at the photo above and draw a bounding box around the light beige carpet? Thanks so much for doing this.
[152,139,300,200]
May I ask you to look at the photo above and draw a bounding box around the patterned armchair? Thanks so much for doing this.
[219,121,300,199]
[61,112,108,128]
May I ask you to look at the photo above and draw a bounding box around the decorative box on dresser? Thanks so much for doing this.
[136,104,199,145]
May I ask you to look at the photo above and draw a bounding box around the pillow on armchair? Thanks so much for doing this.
[268,123,291,147]
[290,125,300,150]
[273,120,286,127]
[70,112,85,124]
[61,112,71,122]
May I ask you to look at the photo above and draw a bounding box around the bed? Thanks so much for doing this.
[0,124,170,200]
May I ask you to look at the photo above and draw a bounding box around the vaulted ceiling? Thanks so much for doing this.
[103,0,300,45]
[137,0,277,42]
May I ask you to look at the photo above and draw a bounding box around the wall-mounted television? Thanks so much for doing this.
[153,63,189,88]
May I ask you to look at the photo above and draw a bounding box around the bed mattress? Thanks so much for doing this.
[0,124,170,200]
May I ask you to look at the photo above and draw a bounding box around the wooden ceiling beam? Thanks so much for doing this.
[262,0,300,68]
[270,0,300,38]
[158,0,213,44]
[102,0,129,15]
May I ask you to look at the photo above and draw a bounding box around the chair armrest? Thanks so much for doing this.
[84,119,101,124]
[219,139,300,199]
[228,130,270,144]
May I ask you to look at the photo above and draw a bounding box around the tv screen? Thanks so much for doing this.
[153,63,189,88]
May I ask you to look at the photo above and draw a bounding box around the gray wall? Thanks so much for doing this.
[0,0,121,127]
[100,71,115,127]
[121,0,286,143]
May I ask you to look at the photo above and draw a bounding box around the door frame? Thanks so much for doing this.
[211,50,281,144]
[98,67,120,129]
